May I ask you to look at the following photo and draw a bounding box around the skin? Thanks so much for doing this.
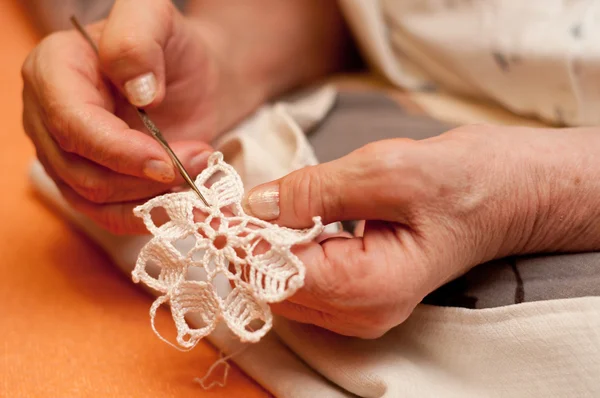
[253,126,600,337]
[22,0,352,234]
[22,1,600,338]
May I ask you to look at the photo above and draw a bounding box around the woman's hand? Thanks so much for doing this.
[22,0,352,235]
[22,0,234,234]
[242,125,600,338]
[22,0,289,234]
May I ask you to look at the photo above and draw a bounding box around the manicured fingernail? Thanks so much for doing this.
[243,184,280,220]
[189,151,211,171]
[143,159,174,183]
[124,72,157,107]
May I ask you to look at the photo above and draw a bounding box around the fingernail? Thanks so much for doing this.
[243,184,280,220]
[143,159,174,183]
[189,151,211,171]
[124,72,157,107]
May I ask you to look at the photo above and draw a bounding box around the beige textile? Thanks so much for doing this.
[340,0,600,127]
[276,299,600,397]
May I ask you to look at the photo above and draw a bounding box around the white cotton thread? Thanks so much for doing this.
[132,152,323,350]
[194,346,247,390]
[196,355,231,390]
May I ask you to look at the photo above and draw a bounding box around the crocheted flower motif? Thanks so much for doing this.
[132,152,323,348]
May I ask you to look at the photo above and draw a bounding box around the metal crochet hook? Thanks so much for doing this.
[70,16,209,207]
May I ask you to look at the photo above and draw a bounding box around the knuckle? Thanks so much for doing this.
[289,166,340,223]
[356,139,431,209]
[287,167,322,223]
[99,0,175,80]
[102,34,144,62]
[99,33,157,76]
[359,139,415,174]
[36,32,77,68]
[22,35,83,155]
[45,102,76,153]
[22,32,66,80]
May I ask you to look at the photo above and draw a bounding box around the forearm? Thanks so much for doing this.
[512,127,600,255]
[186,0,356,102]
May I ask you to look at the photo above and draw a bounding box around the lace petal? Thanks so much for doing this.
[222,284,272,343]
[132,151,323,348]
[170,281,221,349]
[133,237,188,293]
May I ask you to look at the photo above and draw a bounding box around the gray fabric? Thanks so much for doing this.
[308,92,450,160]
[423,253,600,309]
[308,91,600,309]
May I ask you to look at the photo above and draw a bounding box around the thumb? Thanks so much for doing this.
[242,147,395,228]
[98,0,177,107]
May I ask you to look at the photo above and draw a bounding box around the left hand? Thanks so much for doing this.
[242,125,554,338]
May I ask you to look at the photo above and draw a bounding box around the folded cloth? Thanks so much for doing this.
[275,298,600,397]
[30,86,600,397]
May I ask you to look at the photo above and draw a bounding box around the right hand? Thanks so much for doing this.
[22,0,262,234]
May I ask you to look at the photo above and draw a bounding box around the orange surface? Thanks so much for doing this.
[0,2,267,397]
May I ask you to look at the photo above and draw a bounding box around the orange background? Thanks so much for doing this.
[0,1,267,396]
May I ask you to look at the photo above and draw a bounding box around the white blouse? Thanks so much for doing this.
[340,0,600,126]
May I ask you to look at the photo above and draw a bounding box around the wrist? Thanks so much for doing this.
[187,18,270,133]
[512,127,600,254]
[186,1,353,105]
[456,126,583,261]
[425,126,548,267]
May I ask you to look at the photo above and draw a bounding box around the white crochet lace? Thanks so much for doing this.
[132,152,323,348]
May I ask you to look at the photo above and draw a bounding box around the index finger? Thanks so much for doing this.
[33,30,177,182]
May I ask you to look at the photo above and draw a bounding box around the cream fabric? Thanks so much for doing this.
[29,85,600,397]
[276,300,600,397]
[340,0,600,126]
